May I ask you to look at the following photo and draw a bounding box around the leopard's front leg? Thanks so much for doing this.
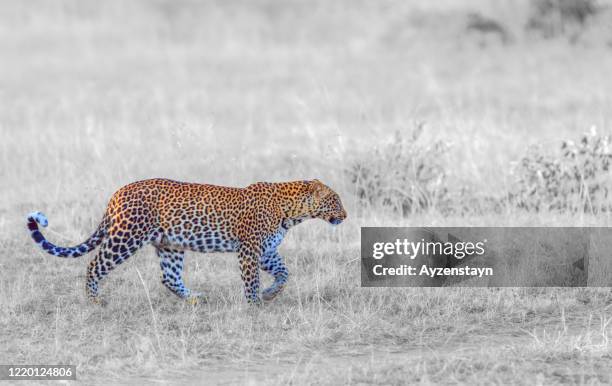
[261,252,289,301]
[237,243,262,305]
[236,208,285,305]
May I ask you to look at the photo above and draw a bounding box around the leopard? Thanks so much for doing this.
[27,178,346,305]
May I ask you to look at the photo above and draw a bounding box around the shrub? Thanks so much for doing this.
[511,127,611,213]
[465,12,512,45]
[525,0,599,39]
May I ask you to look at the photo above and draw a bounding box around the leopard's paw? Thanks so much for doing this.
[89,297,108,307]
[247,296,263,306]
[185,292,207,306]
[262,285,284,301]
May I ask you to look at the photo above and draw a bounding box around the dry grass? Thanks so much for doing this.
[1,0,612,384]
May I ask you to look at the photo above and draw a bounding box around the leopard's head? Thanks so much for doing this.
[304,180,347,225]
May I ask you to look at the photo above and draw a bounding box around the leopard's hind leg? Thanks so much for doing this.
[156,246,204,304]
[85,235,144,304]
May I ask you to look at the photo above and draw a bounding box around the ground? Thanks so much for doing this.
[1,0,612,384]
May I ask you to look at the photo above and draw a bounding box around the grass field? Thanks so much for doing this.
[1,0,612,384]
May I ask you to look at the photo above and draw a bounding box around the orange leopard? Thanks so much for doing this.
[27,179,347,305]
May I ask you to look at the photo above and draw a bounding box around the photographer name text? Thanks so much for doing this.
[372,264,493,277]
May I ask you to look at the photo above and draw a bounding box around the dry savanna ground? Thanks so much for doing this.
[1,0,612,384]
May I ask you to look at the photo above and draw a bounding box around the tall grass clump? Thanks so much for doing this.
[346,124,450,217]
[511,127,611,213]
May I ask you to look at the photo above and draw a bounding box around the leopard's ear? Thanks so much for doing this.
[308,179,324,199]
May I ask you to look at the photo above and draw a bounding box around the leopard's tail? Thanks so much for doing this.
[26,211,109,258]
